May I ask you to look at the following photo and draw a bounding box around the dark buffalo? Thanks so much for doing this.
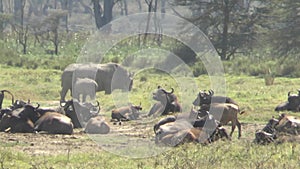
[275,90,300,112]
[193,90,238,107]
[60,63,133,102]
[34,112,73,134]
[111,103,142,123]
[61,99,100,128]
[0,103,40,133]
[153,115,177,133]
[84,116,110,134]
[148,86,182,116]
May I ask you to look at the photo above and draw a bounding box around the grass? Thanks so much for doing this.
[1,65,300,168]
[0,141,299,169]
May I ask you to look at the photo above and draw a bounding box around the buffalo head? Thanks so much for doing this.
[192,90,213,107]
[61,99,100,128]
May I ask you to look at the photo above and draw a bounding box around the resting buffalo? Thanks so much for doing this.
[73,78,98,102]
[61,99,100,128]
[193,90,238,107]
[0,103,40,133]
[34,112,73,134]
[84,116,110,134]
[275,90,300,112]
[154,117,228,146]
[255,114,300,144]
[111,103,142,123]
[148,86,182,116]
[60,63,133,102]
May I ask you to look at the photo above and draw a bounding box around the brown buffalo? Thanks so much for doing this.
[34,112,73,134]
[199,103,245,138]
[84,116,110,134]
[111,103,142,124]
[255,114,300,144]
[154,114,229,146]
[275,114,300,135]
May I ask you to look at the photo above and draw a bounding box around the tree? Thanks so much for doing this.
[13,0,28,54]
[265,0,300,57]
[44,10,68,55]
[92,0,116,29]
[0,0,3,34]
[172,0,259,60]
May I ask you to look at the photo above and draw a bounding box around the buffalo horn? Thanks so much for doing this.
[208,89,214,96]
[35,103,40,110]
[92,101,101,114]
[1,90,15,105]
[288,91,291,97]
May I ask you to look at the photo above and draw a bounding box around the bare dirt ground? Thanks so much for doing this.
[0,122,264,156]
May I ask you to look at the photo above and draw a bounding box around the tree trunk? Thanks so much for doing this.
[120,0,128,15]
[103,0,113,25]
[161,0,166,18]
[92,0,103,29]
[14,0,23,24]
[220,0,230,60]
[61,0,68,31]
[136,0,142,12]
[0,0,3,35]
[68,0,73,17]
[92,0,114,29]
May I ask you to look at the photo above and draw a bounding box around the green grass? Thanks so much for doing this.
[1,65,300,168]
[0,142,299,169]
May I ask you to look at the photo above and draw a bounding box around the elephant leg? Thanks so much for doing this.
[82,94,87,103]
[60,88,69,102]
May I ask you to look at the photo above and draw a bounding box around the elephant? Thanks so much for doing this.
[73,78,98,102]
[60,63,133,102]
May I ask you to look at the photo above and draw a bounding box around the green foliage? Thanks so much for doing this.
[173,0,259,60]
[255,0,300,57]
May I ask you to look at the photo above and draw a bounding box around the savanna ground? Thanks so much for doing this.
[0,65,300,169]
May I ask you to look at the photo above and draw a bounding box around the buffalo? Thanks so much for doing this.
[61,99,100,128]
[154,111,229,146]
[84,116,110,134]
[193,90,238,107]
[34,112,73,134]
[60,63,133,102]
[0,103,40,133]
[255,114,300,144]
[275,90,300,112]
[111,103,142,124]
[199,103,245,138]
[148,86,182,116]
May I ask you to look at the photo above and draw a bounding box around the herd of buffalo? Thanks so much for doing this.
[0,62,300,146]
